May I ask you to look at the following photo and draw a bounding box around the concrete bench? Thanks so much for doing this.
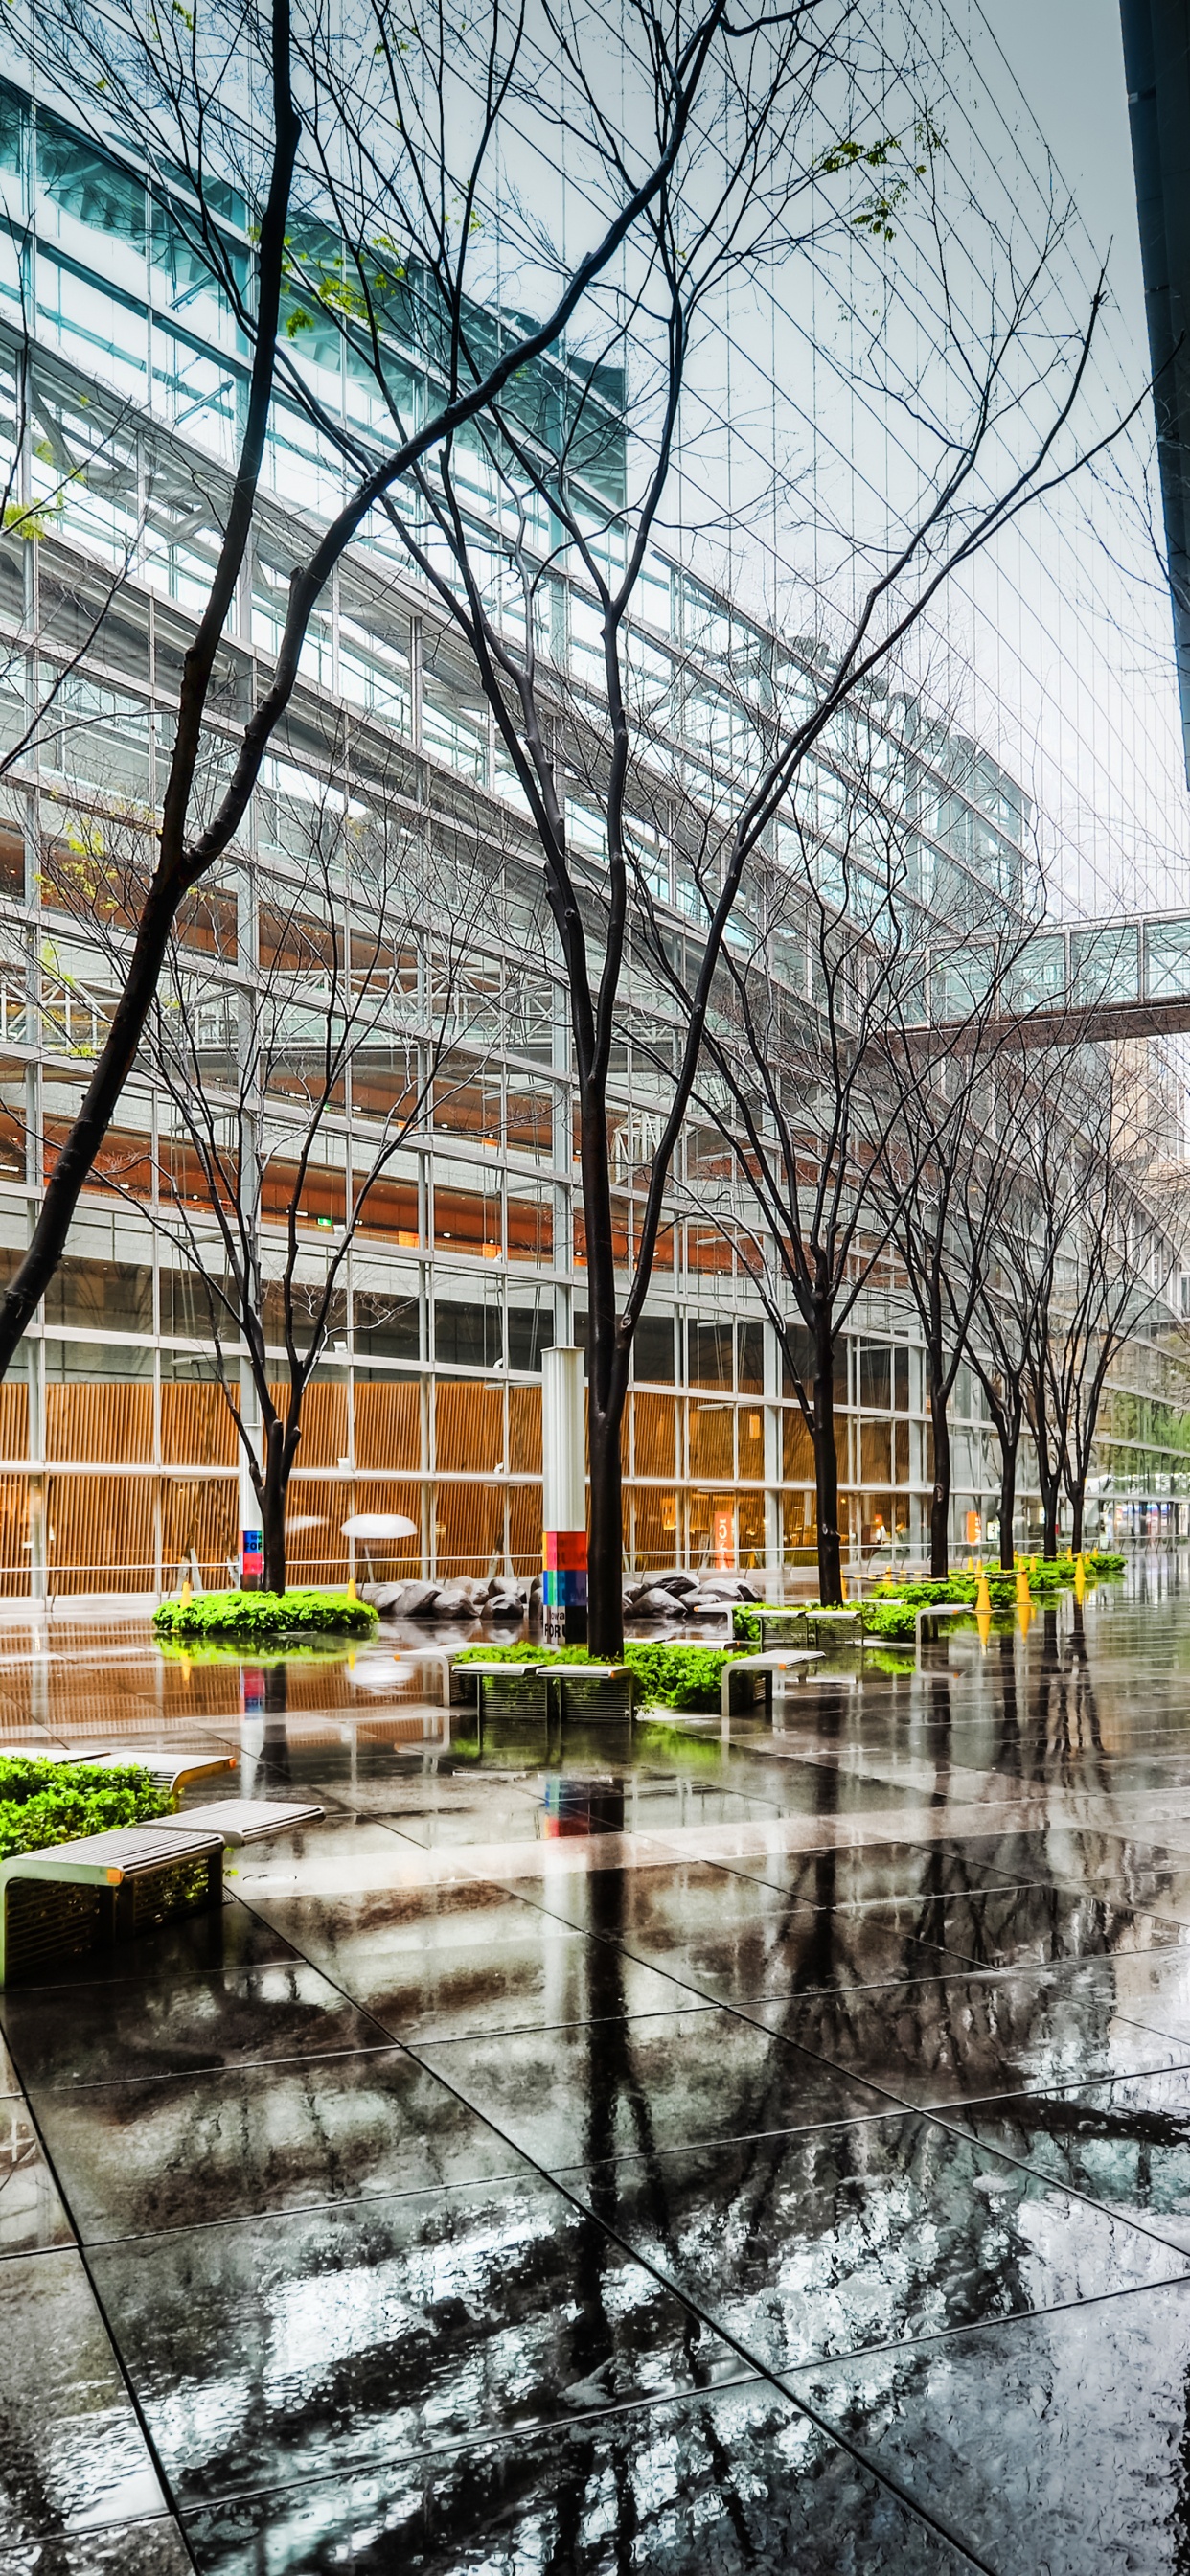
[0,1821,225,1985]
[721,1648,825,1723]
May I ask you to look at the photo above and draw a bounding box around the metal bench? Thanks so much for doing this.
[0,1798,326,1983]
[914,1602,973,1655]
[721,1648,825,1724]
[156,1798,325,1845]
[536,1662,636,1721]
[0,1822,225,1985]
[82,1751,238,1801]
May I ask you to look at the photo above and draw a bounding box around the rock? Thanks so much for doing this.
[486,1587,525,1620]
[374,1578,440,1619]
[631,1586,684,1619]
[657,1573,699,1598]
[431,1581,483,1621]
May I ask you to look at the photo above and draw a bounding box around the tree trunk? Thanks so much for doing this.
[1041,1473,1061,1558]
[812,1317,843,1606]
[261,1420,288,1595]
[928,1368,950,1579]
[1070,1484,1085,1553]
[997,1436,1018,1571]
[586,1402,626,1657]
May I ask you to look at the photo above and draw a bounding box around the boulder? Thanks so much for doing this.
[375,1578,440,1620]
[486,1587,525,1621]
[657,1572,699,1598]
[431,1581,483,1621]
[631,1586,685,1619]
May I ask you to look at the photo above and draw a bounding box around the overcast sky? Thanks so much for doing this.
[988,0,1148,357]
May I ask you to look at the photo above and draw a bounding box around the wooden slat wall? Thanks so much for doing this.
[435,1480,504,1574]
[47,1382,153,1464]
[508,1385,541,1475]
[46,1471,155,1591]
[0,1384,27,1462]
[268,1382,350,1470]
[508,1483,542,1573]
[435,1381,502,1474]
[355,1381,421,1472]
[161,1478,237,1587]
[633,1393,676,1479]
[162,1384,239,1466]
[0,1478,29,1590]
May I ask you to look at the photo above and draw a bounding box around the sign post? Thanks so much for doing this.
[541,1346,586,1645]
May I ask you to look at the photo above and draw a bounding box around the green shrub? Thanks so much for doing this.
[0,1760,171,1860]
[153,1588,378,1643]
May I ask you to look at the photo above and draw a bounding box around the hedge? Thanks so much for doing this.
[732,1551,1128,1645]
[153,1588,378,1644]
[0,1759,172,1861]
[455,1639,745,1712]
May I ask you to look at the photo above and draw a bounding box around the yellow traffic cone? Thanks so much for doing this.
[179,1576,193,1608]
[347,1576,359,1605]
[1018,1597,1032,1638]
[976,1570,992,1616]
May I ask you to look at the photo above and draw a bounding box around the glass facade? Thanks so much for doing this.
[0,73,1176,1593]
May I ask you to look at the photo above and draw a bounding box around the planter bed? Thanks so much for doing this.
[153,1588,378,1645]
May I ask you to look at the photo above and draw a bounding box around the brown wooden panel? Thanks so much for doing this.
[629,1484,677,1570]
[633,1393,675,1479]
[47,1471,154,1590]
[47,1382,152,1465]
[783,1410,814,1483]
[688,1401,733,1482]
[434,1480,504,1574]
[161,1382,239,1467]
[0,1476,29,1592]
[355,1380,422,1472]
[508,1385,541,1475]
[435,1381,502,1474]
[161,1478,238,1587]
[508,1482,542,1573]
[0,1382,27,1462]
[738,1404,765,1481]
[282,1476,350,1582]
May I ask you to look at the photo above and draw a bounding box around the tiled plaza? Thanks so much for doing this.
[8,1574,1190,2569]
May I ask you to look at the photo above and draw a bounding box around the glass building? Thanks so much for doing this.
[0,67,1179,1597]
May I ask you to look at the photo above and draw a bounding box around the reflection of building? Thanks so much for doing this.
[0,73,1178,1595]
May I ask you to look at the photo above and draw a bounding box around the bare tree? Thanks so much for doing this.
[0,0,754,1380]
[366,63,1136,1644]
[38,750,502,1590]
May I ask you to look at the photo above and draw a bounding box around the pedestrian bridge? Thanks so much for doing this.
[927,908,1190,1043]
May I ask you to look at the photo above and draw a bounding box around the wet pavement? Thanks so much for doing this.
[8,1565,1190,2566]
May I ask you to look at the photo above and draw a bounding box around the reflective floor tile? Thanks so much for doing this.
[790,2276,1190,2576]
[33,2047,528,2240]
[180,2378,973,2574]
[0,2104,73,2255]
[250,1886,706,2039]
[560,2109,1185,2370]
[0,2250,166,2542]
[89,2178,734,2506]
[749,1956,1190,2106]
[0,2518,193,2573]
[3,1963,385,2089]
[958,2065,1190,2250]
[870,1882,1189,1972]
[617,1912,959,2005]
[413,2009,888,2165]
